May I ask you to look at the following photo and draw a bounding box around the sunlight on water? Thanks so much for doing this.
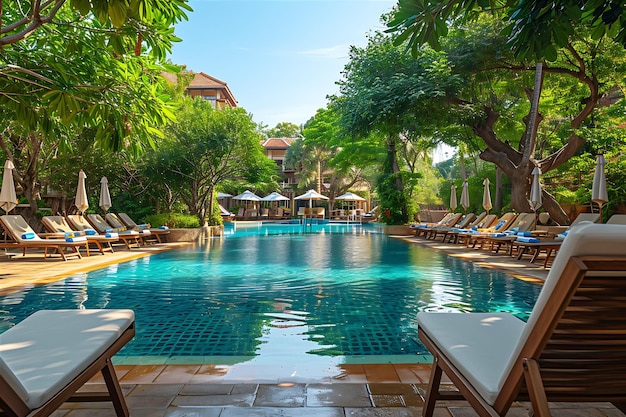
[0,222,541,364]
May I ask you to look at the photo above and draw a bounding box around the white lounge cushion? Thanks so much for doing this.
[417,312,525,405]
[0,309,134,409]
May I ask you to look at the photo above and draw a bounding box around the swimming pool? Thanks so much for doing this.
[0,222,541,365]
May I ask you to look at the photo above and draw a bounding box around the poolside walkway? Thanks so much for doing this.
[3,237,622,416]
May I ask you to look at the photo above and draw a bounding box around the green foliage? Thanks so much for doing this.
[265,122,302,138]
[387,0,626,62]
[145,98,279,225]
[377,171,416,224]
[144,213,200,228]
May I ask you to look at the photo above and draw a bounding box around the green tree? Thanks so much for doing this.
[0,1,189,221]
[332,33,460,224]
[388,8,626,223]
[265,122,302,139]
[146,98,278,225]
[300,107,367,208]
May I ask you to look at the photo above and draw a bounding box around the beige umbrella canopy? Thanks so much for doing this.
[75,170,89,215]
[460,180,470,211]
[99,176,112,214]
[449,184,458,212]
[530,167,543,212]
[591,154,608,211]
[0,160,18,214]
[482,178,492,213]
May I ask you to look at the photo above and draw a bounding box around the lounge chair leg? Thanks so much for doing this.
[423,356,443,417]
[101,359,130,417]
[522,358,552,417]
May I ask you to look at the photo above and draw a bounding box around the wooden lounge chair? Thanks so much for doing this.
[0,215,88,261]
[67,214,141,250]
[417,223,626,417]
[41,216,118,255]
[445,213,496,244]
[464,212,518,248]
[117,213,171,240]
[413,213,463,238]
[478,212,537,253]
[0,309,135,417]
[515,213,603,266]
[428,213,478,241]
[105,213,160,244]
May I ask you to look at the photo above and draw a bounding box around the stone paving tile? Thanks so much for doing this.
[129,384,183,397]
[172,392,256,407]
[370,394,405,407]
[368,383,418,395]
[164,408,220,417]
[254,384,306,407]
[307,384,372,407]
[344,407,418,416]
[220,408,344,417]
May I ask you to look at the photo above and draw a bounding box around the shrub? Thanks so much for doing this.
[144,213,200,228]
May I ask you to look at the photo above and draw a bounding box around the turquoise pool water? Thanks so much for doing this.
[0,222,541,365]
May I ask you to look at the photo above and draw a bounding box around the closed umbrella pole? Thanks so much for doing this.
[530,167,543,212]
[482,178,492,214]
[99,176,112,214]
[591,154,608,212]
[0,160,18,214]
[450,184,457,212]
[75,170,89,215]
[460,180,470,212]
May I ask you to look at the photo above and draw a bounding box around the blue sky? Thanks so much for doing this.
[169,0,396,129]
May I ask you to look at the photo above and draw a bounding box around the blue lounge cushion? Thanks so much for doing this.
[159,225,169,230]
[517,231,532,237]
[494,220,507,230]
[21,232,36,240]
[65,236,87,242]
[105,232,119,239]
[84,229,97,236]
[516,236,540,243]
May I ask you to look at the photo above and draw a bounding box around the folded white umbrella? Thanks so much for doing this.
[482,178,492,213]
[530,167,543,212]
[460,180,470,211]
[591,154,608,209]
[99,176,112,214]
[449,184,458,212]
[0,160,17,214]
[75,170,89,215]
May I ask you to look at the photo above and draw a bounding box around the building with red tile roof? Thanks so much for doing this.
[162,71,238,109]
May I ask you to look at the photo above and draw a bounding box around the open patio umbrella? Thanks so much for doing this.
[482,178,492,213]
[261,192,290,203]
[0,160,17,214]
[99,176,112,214]
[75,170,89,215]
[460,180,470,211]
[233,189,261,210]
[233,190,261,202]
[449,184,458,212]
[294,189,328,210]
[591,154,608,212]
[530,166,543,212]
